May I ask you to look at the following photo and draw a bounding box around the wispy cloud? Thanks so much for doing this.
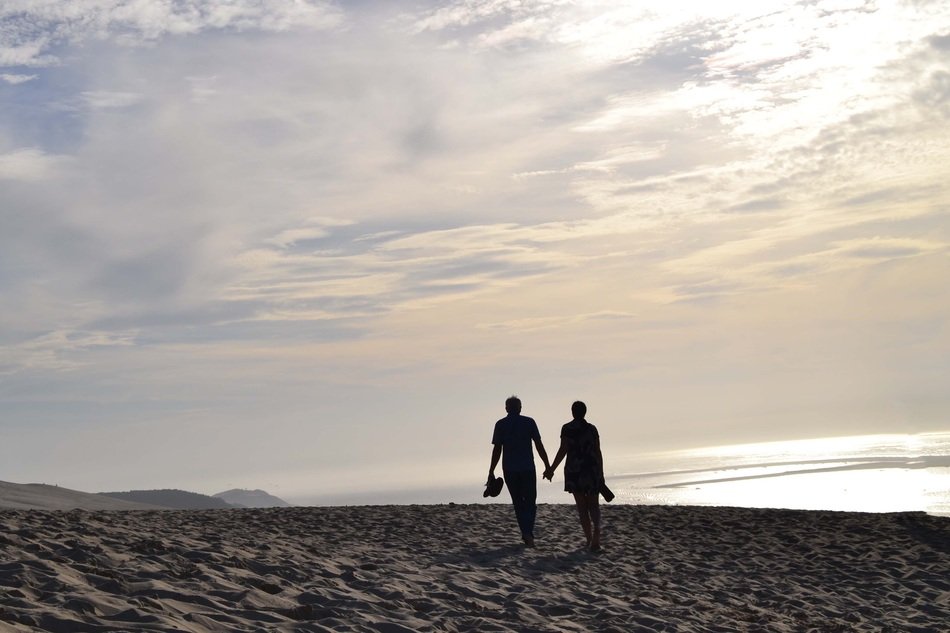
[0,329,137,374]
[1,73,37,84]
[480,310,638,332]
[833,237,944,260]
[81,90,143,109]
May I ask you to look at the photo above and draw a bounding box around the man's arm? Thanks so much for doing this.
[534,437,551,476]
[488,444,502,479]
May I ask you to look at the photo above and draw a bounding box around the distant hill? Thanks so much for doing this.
[214,489,291,508]
[0,481,163,511]
[100,489,235,510]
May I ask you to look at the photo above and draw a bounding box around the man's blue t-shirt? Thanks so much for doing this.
[492,414,540,474]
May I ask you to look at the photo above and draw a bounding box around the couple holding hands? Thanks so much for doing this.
[486,396,611,552]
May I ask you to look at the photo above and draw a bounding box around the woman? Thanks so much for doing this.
[544,401,605,551]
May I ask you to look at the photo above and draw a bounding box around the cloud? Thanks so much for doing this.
[411,0,571,35]
[263,218,355,249]
[0,329,137,374]
[479,310,638,332]
[834,237,942,260]
[81,90,143,109]
[914,69,950,115]
[725,198,787,214]
[928,33,950,51]
[264,227,331,249]
[842,186,942,208]
[1,73,37,84]
[0,147,68,180]
[2,0,946,341]
[0,38,55,67]
[672,279,749,302]
[0,0,343,68]
[221,219,568,328]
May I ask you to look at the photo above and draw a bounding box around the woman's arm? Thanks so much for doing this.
[595,434,604,479]
[544,437,568,480]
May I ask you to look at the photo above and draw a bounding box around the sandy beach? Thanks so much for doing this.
[1,504,948,632]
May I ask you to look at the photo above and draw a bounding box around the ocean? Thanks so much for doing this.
[295,433,950,516]
[604,432,950,517]
[295,432,950,516]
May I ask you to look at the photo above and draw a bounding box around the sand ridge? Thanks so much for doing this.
[0,481,162,511]
[1,504,948,632]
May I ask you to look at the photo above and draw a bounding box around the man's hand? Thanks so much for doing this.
[542,468,553,481]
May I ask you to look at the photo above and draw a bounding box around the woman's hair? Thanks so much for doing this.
[572,400,587,419]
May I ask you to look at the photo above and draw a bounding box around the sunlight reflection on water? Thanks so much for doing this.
[297,433,949,513]
[606,432,950,516]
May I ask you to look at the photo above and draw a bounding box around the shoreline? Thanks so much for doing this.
[2,504,948,631]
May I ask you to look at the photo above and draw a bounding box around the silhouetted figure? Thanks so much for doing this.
[544,401,606,552]
[488,396,551,547]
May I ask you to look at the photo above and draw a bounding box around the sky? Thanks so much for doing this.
[1,0,948,502]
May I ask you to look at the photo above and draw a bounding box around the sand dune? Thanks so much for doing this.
[1,504,947,632]
[0,481,161,511]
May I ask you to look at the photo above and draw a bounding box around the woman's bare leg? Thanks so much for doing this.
[572,492,592,546]
[588,493,601,551]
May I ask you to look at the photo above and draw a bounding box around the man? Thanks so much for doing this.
[488,396,551,546]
